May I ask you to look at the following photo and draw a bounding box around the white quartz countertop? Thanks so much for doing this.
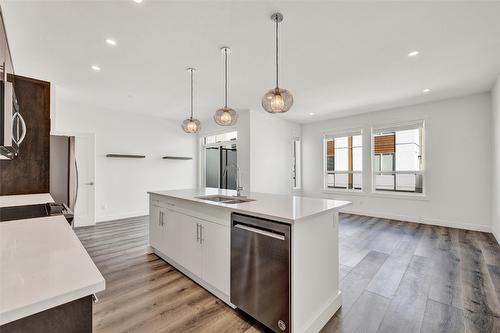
[0,215,105,325]
[0,193,54,208]
[148,188,351,223]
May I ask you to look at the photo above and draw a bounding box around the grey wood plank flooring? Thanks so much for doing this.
[421,299,465,333]
[75,214,500,333]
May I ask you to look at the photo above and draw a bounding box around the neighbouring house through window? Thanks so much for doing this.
[372,122,424,194]
[324,131,363,190]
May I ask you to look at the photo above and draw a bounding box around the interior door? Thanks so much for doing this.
[201,220,230,294]
[73,134,96,227]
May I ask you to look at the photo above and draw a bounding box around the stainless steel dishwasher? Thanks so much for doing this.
[231,213,291,333]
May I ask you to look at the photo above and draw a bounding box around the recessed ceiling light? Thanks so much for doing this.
[132,0,142,3]
[105,39,117,46]
[309,112,315,116]
[91,65,101,71]
[422,88,431,93]
[408,51,419,57]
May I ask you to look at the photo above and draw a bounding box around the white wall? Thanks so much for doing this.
[492,76,500,240]
[197,110,300,195]
[302,93,492,231]
[250,111,301,194]
[54,101,197,222]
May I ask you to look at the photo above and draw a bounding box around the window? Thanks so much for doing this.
[372,121,424,194]
[203,131,237,145]
[324,131,363,190]
[292,138,301,190]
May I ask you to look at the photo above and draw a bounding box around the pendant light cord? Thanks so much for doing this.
[224,48,228,108]
[275,16,279,89]
[190,69,194,119]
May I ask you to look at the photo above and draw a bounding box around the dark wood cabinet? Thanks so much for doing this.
[0,75,50,195]
[0,296,92,333]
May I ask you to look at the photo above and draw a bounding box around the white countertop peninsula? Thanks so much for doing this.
[148,188,350,224]
[0,193,54,208]
[148,188,351,333]
[0,195,105,326]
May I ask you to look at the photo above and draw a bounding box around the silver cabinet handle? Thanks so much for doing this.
[92,294,99,303]
[234,224,285,240]
[200,225,204,244]
[196,223,200,243]
[158,211,163,226]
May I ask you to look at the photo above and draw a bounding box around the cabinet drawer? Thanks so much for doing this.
[154,196,231,227]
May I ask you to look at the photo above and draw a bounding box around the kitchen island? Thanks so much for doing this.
[148,188,350,333]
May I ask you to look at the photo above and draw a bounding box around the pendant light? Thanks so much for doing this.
[182,68,201,134]
[262,12,293,113]
[214,47,238,126]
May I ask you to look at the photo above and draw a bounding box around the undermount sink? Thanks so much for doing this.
[195,195,255,204]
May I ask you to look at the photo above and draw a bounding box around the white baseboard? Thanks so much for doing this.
[95,210,148,223]
[299,291,342,333]
[492,224,500,245]
[342,208,491,233]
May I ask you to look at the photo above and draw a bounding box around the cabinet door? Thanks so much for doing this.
[149,204,163,249]
[177,212,202,277]
[201,221,230,294]
[163,208,182,263]
[157,208,170,254]
[149,204,165,252]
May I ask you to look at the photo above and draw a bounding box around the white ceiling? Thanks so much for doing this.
[2,1,500,123]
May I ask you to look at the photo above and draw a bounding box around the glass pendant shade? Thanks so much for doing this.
[182,117,201,133]
[262,12,293,114]
[214,46,238,126]
[182,67,201,134]
[214,107,238,126]
[262,88,293,113]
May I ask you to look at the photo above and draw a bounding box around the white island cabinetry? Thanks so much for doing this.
[149,195,231,299]
[148,189,350,333]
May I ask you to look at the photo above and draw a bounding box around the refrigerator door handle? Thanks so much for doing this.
[12,112,27,145]
[74,159,79,209]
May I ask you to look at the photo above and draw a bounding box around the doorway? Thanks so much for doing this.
[50,131,96,227]
[202,131,238,190]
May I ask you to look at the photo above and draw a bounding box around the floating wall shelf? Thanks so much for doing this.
[162,156,192,160]
[106,154,146,159]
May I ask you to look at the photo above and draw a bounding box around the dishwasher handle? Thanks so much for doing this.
[234,223,285,241]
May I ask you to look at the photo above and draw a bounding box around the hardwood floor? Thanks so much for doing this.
[75,214,500,333]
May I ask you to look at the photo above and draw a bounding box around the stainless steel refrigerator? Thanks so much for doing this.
[50,135,77,213]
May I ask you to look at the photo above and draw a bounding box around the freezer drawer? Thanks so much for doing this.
[230,213,291,333]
